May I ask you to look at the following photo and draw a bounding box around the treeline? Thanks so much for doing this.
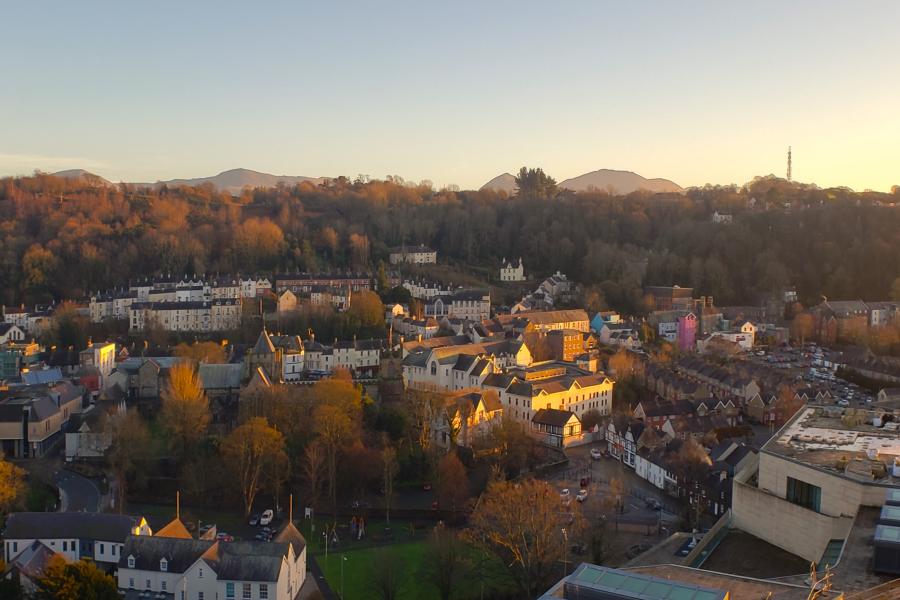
[1,172,899,312]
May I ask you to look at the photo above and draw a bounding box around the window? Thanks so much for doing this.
[129,578,134,588]
[226,583,235,599]
[146,579,151,589]
[62,541,67,551]
[160,558,168,571]
[198,593,204,600]
[199,568,203,578]
[128,556,135,568]
[259,584,268,599]
[100,543,105,554]
[243,583,252,599]
[162,581,167,591]
[786,476,821,512]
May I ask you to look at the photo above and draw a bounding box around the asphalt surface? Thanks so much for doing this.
[54,470,101,512]
[544,441,681,527]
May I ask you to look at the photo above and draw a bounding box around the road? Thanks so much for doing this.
[54,470,101,512]
[542,440,681,528]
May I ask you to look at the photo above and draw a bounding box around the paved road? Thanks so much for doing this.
[542,440,681,526]
[54,470,101,512]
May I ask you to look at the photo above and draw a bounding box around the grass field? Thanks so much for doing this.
[316,540,516,600]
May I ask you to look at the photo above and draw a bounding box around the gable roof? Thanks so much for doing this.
[532,408,578,427]
[253,329,276,355]
[198,363,242,390]
[9,540,59,579]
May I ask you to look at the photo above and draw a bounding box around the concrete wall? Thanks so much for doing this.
[731,478,854,563]
[757,452,889,518]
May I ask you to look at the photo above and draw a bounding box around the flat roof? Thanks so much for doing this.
[543,563,728,600]
[887,488,900,505]
[763,406,900,484]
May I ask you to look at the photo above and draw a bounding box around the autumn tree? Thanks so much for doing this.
[436,452,469,514]
[105,410,150,512]
[221,417,289,517]
[466,478,586,597]
[402,389,445,454]
[160,362,211,463]
[420,524,470,600]
[33,555,118,600]
[311,374,363,517]
[608,348,639,379]
[382,443,399,524]
[475,415,536,478]
[300,439,326,511]
[174,341,227,364]
[347,289,386,334]
[0,453,26,516]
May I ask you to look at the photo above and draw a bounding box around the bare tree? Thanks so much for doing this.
[382,444,399,525]
[301,439,326,511]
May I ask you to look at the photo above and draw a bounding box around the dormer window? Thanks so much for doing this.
[160,558,168,572]
[127,555,135,568]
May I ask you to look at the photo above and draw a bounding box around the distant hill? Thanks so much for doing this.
[558,169,683,194]
[479,172,518,194]
[152,168,327,195]
[51,169,113,187]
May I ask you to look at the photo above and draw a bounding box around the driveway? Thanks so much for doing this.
[54,470,101,512]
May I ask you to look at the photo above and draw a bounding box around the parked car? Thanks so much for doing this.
[576,489,588,503]
[646,498,662,511]
[249,513,260,526]
[560,488,571,498]
[260,509,274,526]
[590,448,603,460]
[216,533,234,543]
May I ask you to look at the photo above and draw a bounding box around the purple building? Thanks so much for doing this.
[677,312,697,352]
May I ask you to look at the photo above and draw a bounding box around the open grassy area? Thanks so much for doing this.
[317,540,516,600]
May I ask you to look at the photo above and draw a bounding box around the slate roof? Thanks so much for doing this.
[273,521,307,557]
[9,540,58,579]
[253,330,276,355]
[4,512,146,542]
[120,535,295,582]
[532,408,577,427]
[198,363,242,390]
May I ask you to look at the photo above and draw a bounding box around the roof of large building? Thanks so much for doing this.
[198,363,242,390]
[539,563,728,600]
[764,405,900,484]
[9,540,59,580]
[4,512,147,542]
[120,534,296,582]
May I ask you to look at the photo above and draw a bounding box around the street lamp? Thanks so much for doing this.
[561,528,568,578]
[341,554,348,599]
[323,531,328,558]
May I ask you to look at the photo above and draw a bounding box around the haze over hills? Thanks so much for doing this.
[479,173,518,194]
[149,168,327,195]
[51,169,113,187]
[480,169,683,195]
[559,169,683,194]
[46,166,681,196]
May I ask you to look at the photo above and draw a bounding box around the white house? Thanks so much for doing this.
[117,523,306,600]
[499,258,526,282]
[4,512,152,570]
[0,323,26,344]
[389,244,437,265]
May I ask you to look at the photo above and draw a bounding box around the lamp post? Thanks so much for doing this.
[323,530,328,558]
[341,554,348,599]
[561,528,568,578]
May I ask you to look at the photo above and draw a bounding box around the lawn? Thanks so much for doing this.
[316,540,516,600]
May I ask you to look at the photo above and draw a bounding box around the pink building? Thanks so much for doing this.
[677,312,697,352]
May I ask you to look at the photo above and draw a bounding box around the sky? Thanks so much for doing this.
[2,1,899,191]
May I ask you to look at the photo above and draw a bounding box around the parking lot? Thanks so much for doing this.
[745,344,876,406]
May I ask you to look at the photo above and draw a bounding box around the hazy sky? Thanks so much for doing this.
[2,1,899,191]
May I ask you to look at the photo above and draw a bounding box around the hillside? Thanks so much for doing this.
[153,168,327,195]
[51,169,113,187]
[558,169,683,194]
[479,172,518,194]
